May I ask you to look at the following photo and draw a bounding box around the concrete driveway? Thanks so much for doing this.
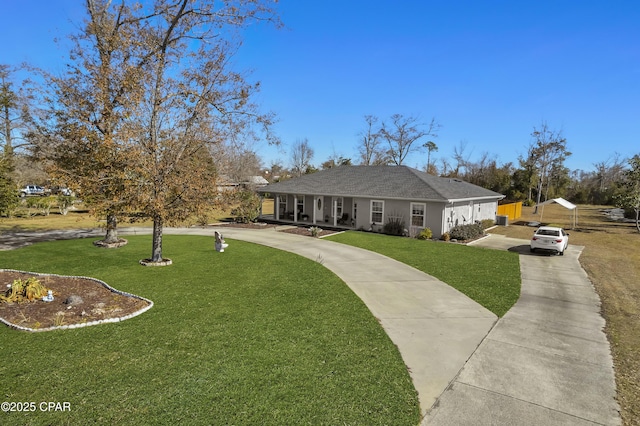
[424,234,620,425]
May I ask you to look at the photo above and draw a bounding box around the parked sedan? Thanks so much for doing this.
[530,226,569,255]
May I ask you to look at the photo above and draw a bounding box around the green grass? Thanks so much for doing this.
[326,231,521,317]
[0,235,419,425]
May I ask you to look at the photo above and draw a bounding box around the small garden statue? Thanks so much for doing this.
[214,231,229,253]
[42,290,54,302]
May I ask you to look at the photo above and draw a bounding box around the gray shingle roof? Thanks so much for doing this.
[258,165,504,202]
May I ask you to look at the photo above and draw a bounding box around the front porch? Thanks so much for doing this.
[260,194,358,229]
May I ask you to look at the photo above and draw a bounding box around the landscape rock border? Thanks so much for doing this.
[0,269,154,332]
[139,258,173,266]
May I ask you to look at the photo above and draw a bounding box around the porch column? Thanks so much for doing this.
[333,199,338,227]
[293,195,298,223]
[275,195,280,221]
[313,196,317,224]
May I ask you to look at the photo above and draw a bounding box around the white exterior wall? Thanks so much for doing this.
[478,200,498,222]
[271,193,498,236]
[444,200,499,232]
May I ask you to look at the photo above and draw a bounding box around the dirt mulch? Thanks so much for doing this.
[0,271,151,331]
[214,222,341,237]
[213,222,278,229]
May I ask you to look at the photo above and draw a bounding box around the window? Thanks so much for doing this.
[279,194,287,212]
[371,200,384,224]
[297,195,305,213]
[333,197,343,217]
[411,203,426,227]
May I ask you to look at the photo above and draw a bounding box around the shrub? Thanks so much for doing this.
[230,190,261,223]
[309,226,322,237]
[441,232,451,242]
[449,223,484,241]
[57,195,75,216]
[25,196,56,216]
[382,217,405,236]
[0,187,19,218]
[1,277,50,303]
[416,228,433,240]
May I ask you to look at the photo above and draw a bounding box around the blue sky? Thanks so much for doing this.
[2,1,639,172]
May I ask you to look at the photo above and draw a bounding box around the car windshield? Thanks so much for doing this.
[537,229,559,237]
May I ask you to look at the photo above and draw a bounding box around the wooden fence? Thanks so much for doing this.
[497,201,522,221]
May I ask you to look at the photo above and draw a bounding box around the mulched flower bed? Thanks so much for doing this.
[213,222,279,229]
[278,226,341,238]
[0,270,152,331]
[214,222,340,237]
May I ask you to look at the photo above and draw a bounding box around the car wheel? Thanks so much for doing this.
[559,250,564,256]
[530,247,535,253]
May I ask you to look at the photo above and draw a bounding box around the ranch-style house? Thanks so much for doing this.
[256,165,504,238]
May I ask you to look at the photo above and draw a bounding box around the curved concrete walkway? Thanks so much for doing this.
[154,226,497,418]
[0,226,496,419]
[424,234,620,425]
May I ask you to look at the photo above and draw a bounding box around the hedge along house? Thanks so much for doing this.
[257,165,505,238]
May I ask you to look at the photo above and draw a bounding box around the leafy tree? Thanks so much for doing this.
[615,154,640,232]
[0,65,31,157]
[231,189,261,223]
[0,153,19,217]
[321,156,351,169]
[379,114,440,166]
[513,144,539,203]
[29,0,151,245]
[423,140,438,174]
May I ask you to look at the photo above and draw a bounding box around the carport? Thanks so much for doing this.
[537,197,578,229]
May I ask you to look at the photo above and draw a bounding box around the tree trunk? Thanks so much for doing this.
[151,216,163,262]
[533,177,543,214]
[104,214,119,243]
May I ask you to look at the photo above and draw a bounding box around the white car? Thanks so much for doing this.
[530,226,569,255]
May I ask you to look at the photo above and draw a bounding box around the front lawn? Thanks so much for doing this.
[326,232,521,317]
[0,235,419,425]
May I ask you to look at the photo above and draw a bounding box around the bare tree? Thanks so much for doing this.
[530,122,571,213]
[356,115,387,165]
[594,154,626,193]
[290,138,314,177]
[439,157,452,176]
[129,0,280,263]
[379,114,440,166]
[452,140,472,177]
[31,0,280,262]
